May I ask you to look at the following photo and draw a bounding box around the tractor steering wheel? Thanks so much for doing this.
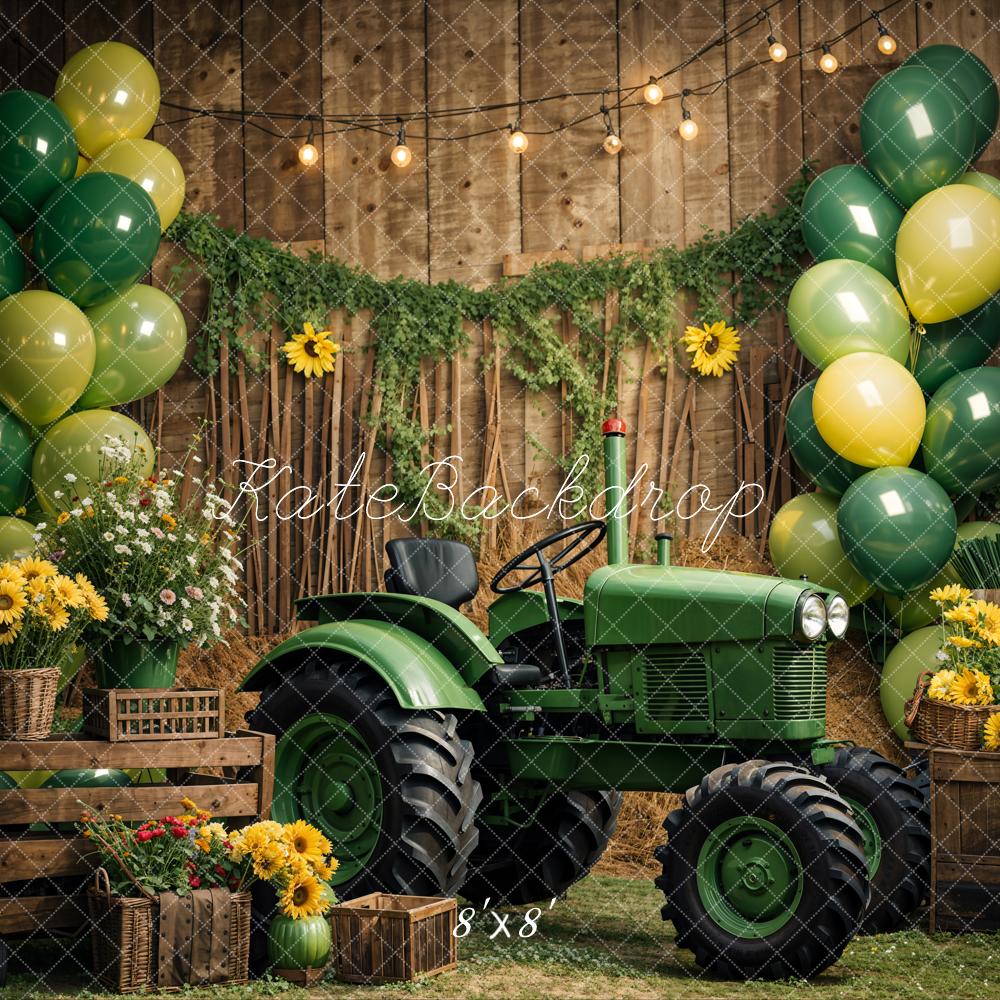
[490,520,606,689]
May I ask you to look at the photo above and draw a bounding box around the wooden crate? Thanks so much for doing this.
[330,893,457,984]
[925,745,1000,932]
[82,688,225,741]
[0,730,274,936]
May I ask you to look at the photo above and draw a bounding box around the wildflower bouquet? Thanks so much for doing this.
[37,435,245,649]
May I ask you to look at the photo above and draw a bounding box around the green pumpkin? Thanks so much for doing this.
[267,914,332,970]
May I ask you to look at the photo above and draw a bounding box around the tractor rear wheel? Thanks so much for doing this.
[813,747,930,934]
[247,662,482,899]
[655,760,869,981]
[460,788,622,905]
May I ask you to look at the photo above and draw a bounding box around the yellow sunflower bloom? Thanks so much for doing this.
[49,574,85,609]
[946,635,981,649]
[929,583,967,605]
[283,820,331,866]
[282,323,340,379]
[949,668,993,706]
[0,564,25,586]
[280,873,326,919]
[38,600,70,631]
[25,578,48,603]
[251,842,286,880]
[18,557,57,581]
[74,575,109,622]
[0,580,27,624]
[0,619,22,646]
[928,669,957,703]
[683,320,741,378]
[984,713,1000,752]
[944,604,979,626]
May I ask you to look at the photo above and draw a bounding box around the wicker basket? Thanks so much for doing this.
[905,670,1000,751]
[87,870,251,993]
[0,667,60,740]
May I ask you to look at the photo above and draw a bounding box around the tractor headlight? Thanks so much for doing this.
[827,595,849,638]
[798,594,827,641]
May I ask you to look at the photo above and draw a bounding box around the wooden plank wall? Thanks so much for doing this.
[4,0,1000,632]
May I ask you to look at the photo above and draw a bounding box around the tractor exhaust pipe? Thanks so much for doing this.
[602,417,628,565]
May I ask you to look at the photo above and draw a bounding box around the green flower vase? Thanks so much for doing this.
[93,637,180,689]
[267,914,332,970]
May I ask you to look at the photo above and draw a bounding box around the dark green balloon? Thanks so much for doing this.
[913,295,1000,393]
[837,466,957,596]
[0,402,32,516]
[0,219,25,301]
[32,173,160,309]
[922,366,1000,496]
[800,164,904,283]
[905,44,999,161]
[861,65,976,206]
[786,380,867,496]
[42,768,131,788]
[0,90,77,233]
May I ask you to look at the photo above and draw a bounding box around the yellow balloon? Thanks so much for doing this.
[88,139,185,231]
[74,154,89,177]
[897,184,1000,324]
[54,42,160,159]
[813,352,926,468]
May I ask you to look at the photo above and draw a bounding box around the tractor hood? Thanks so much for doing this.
[584,564,820,647]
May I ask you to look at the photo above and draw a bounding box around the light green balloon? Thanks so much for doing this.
[958,170,1000,200]
[880,626,944,741]
[787,259,911,370]
[0,515,35,559]
[768,492,874,606]
[32,409,153,512]
[79,285,187,408]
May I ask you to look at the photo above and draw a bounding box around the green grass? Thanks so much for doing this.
[2,876,999,999]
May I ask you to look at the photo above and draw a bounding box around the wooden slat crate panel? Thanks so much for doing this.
[82,689,225,742]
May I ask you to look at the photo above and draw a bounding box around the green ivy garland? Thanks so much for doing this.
[166,168,810,541]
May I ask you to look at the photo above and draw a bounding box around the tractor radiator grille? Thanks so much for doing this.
[640,649,710,722]
[772,643,827,720]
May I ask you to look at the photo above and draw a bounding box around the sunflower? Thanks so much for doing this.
[928,669,957,703]
[984,713,1000,752]
[929,583,969,605]
[25,577,48,604]
[944,604,979,626]
[282,323,340,379]
[0,580,26,624]
[75,575,109,622]
[251,842,286,880]
[18,557,56,581]
[0,564,25,586]
[949,668,993,707]
[280,872,326,920]
[0,619,22,646]
[37,600,70,631]
[947,635,981,650]
[49,574,85,609]
[683,320,741,377]
[283,820,331,866]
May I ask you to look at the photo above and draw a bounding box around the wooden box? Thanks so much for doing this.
[82,688,224,741]
[927,746,1000,932]
[330,893,457,984]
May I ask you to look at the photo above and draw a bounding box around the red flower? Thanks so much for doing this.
[228,877,239,890]
[139,495,151,507]
[214,864,226,877]
[188,876,201,888]
[170,826,188,839]
[152,828,165,838]
[136,830,153,843]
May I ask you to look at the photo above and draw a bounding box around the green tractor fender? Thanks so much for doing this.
[239,619,486,712]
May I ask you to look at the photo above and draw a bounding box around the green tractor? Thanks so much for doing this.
[241,419,929,980]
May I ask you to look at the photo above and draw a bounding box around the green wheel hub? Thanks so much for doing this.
[272,713,382,885]
[696,816,803,938]
[844,796,882,876]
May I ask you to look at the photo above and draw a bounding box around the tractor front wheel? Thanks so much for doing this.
[655,760,869,981]
[247,662,482,899]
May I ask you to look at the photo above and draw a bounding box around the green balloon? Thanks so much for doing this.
[0,219,25,301]
[768,492,874,606]
[32,172,160,309]
[922,367,1000,496]
[905,44,999,161]
[0,402,32,516]
[880,625,944,741]
[0,516,36,559]
[0,91,77,233]
[32,409,153,512]
[861,65,976,207]
[42,768,130,788]
[0,290,96,427]
[787,259,910,369]
[913,295,1000,393]
[958,170,1000,200]
[79,285,187,408]
[786,380,867,496]
[838,467,957,596]
[800,165,904,283]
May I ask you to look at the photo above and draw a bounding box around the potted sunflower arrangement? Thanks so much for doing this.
[904,583,1000,752]
[0,556,106,739]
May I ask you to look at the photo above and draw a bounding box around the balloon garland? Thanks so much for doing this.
[0,42,187,553]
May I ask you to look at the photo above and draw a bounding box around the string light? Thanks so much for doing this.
[875,17,897,55]
[508,124,529,154]
[678,91,698,141]
[601,105,622,155]
[819,44,839,74]
[390,121,412,168]
[297,125,318,166]
[643,77,664,105]
[763,11,786,63]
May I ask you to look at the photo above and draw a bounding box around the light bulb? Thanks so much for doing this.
[678,113,698,141]
[819,46,839,74]
[509,129,528,154]
[391,143,412,168]
[603,131,623,155]
[298,141,319,166]
[768,36,787,63]
[877,30,897,55]
[643,79,664,105]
